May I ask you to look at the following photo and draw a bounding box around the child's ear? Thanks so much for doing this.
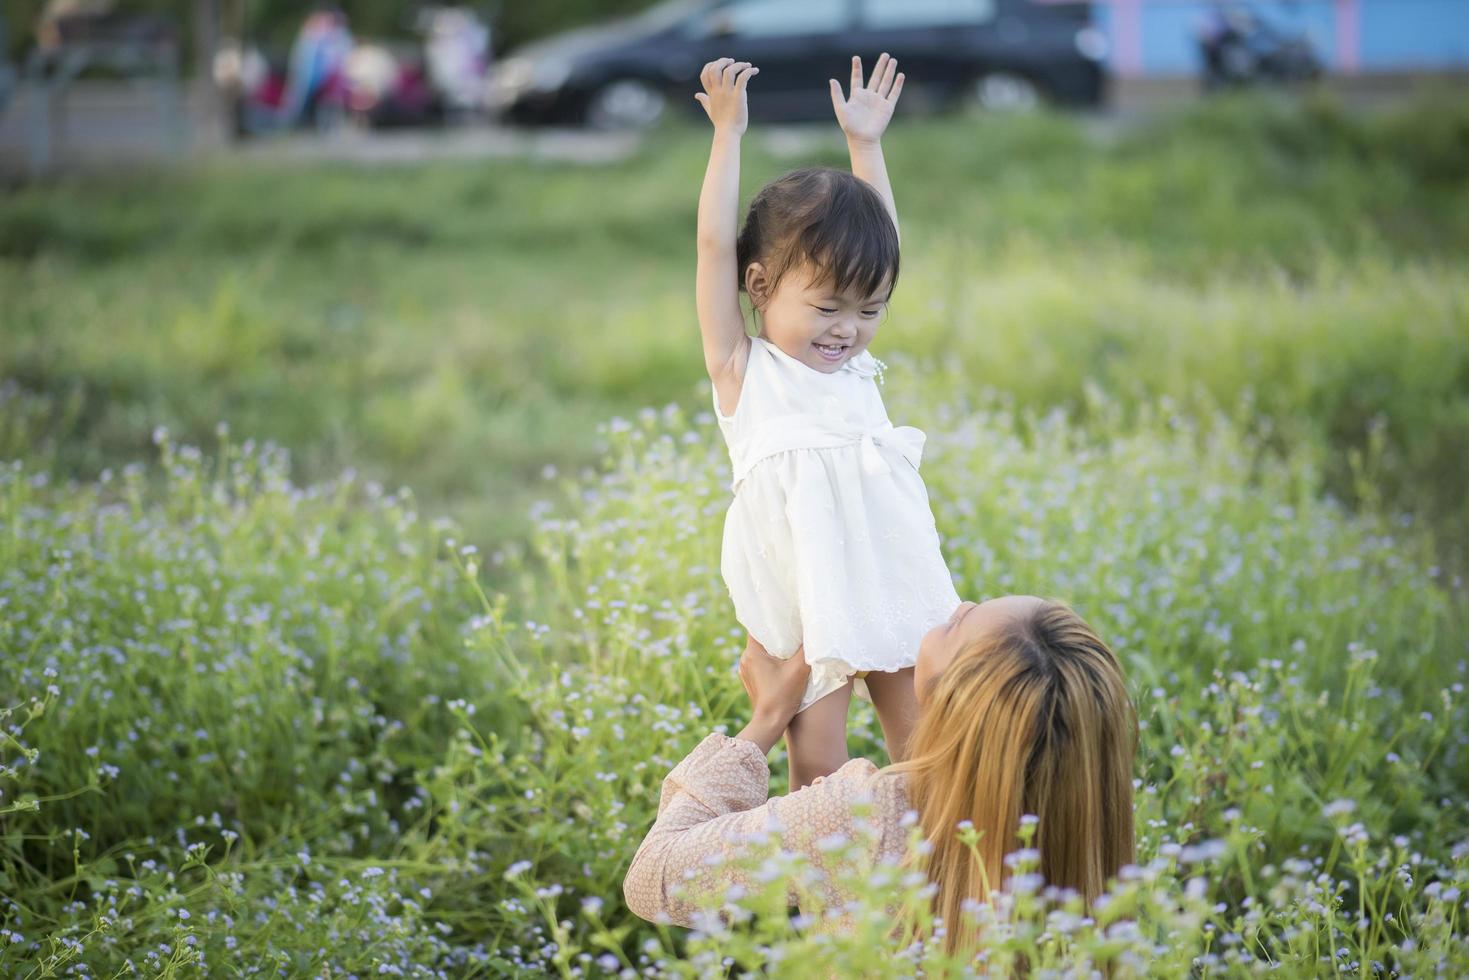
[744,262,770,310]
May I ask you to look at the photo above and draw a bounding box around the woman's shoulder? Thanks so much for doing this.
[833,757,879,778]
[782,759,912,859]
[814,758,910,805]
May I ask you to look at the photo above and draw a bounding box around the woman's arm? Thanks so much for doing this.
[830,53,905,245]
[623,731,879,927]
[693,59,758,388]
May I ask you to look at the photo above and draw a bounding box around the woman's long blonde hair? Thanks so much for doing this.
[882,599,1138,958]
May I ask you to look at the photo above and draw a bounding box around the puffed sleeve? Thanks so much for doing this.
[622,731,884,927]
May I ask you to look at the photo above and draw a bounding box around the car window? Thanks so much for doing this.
[690,0,850,38]
[632,0,706,31]
[858,0,995,29]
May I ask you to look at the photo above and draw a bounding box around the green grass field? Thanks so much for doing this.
[4,92,1467,562]
[2,91,1467,974]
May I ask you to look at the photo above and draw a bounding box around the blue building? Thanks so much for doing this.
[1076,0,1469,76]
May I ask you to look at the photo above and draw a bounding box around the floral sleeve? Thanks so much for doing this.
[622,731,882,928]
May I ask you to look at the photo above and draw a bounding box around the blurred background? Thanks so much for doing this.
[1,0,1466,167]
[0,0,1466,561]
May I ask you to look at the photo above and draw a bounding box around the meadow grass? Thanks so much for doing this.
[2,387,1465,974]
[1,90,1467,975]
[1,90,1466,565]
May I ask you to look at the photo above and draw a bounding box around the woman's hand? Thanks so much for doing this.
[734,635,811,753]
[694,57,759,136]
[830,53,904,145]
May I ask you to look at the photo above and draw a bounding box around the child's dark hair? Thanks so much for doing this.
[735,167,899,308]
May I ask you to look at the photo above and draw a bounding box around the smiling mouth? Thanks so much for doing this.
[813,342,849,362]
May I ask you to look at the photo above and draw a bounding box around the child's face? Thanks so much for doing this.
[747,259,890,374]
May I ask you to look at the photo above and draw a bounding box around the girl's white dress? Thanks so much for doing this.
[713,336,962,714]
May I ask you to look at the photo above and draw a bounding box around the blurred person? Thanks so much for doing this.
[343,42,398,116]
[421,6,490,115]
[278,5,353,128]
[214,37,283,135]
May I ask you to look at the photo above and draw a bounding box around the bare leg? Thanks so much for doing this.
[783,668,854,793]
[863,666,920,764]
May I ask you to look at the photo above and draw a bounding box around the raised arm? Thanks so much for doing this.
[693,58,758,394]
[830,53,905,244]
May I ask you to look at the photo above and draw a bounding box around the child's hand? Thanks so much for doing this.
[694,57,759,136]
[830,53,904,144]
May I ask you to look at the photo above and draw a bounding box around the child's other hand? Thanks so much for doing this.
[694,57,759,135]
[830,53,904,144]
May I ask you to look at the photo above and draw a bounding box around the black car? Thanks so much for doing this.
[486,0,1108,129]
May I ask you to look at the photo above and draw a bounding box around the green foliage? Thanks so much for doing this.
[6,386,1464,973]
[2,93,1468,974]
[0,431,518,955]
[451,391,1469,975]
[2,93,1467,569]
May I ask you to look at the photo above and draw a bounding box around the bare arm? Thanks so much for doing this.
[848,137,899,245]
[830,53,905,244]
[696,130,749,380]
[693,58,758,386]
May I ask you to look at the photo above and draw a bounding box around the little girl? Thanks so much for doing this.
[693,54,961,792]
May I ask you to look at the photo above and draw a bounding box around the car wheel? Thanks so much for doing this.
[584,78,667,130]
[969,71,1042,113]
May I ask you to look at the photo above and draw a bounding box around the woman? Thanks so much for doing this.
[622,595,1138,958]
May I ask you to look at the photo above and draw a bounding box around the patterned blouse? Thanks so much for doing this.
[622,730,916,934]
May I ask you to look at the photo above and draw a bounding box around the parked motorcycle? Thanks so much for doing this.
[1196,2,1323,92]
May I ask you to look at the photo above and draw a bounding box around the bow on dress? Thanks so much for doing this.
[726,416,927,492]
[858,422,925,476]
